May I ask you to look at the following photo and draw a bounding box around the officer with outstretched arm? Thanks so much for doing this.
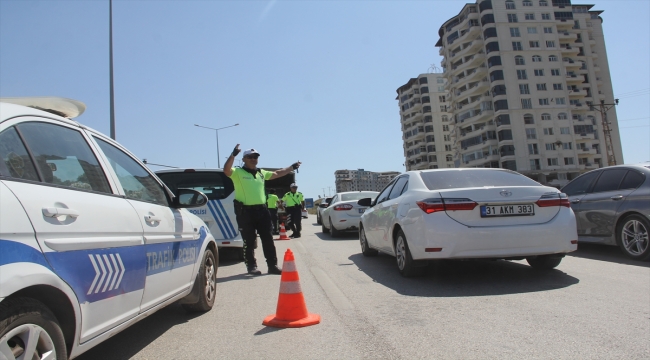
[224,144,301,275]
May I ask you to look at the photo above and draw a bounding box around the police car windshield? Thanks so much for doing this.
[156,171,234,200]
[341,192,379,201]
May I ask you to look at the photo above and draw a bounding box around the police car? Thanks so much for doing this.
[0,97,219,359]
[155,169,244,259]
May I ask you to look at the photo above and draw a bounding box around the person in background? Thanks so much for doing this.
[267,189,280,235]
[282,183,305,238]
[224,144,300,275]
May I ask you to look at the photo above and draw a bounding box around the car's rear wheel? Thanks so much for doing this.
[395,230,424,277]
[526,255,563,269]
[616,215,650,260]
[182,248,218,312]
[330,218,341,238]
[360,227,378,257]
[316,212,322,225]
[0,297,67,360]
[321,219,329,234]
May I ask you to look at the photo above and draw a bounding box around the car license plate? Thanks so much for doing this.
[359,208,365,214]
[480,204,535,217]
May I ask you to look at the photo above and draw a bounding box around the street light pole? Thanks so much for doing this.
[194,123,239,168]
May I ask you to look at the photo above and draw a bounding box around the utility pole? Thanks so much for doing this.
[109,0,116,140]
[590,99,619,166]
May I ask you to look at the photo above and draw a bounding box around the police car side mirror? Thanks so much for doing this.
[357,198,372,207]
[174,189,208,208]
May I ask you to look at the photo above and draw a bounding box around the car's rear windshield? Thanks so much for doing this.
[156,171,234,200]
[341,192,378,201]
[420,170,540,190]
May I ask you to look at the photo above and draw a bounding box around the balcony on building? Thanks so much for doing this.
[568,87,587,98]
[560,44,580,55]
[562,57,580,69]
[559,31,577,41]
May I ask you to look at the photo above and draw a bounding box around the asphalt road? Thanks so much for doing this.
[78,215,650,359]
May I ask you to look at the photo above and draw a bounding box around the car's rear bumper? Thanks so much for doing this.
[214,233,243,248]
[405,208,578,260]
[331,213,362,231]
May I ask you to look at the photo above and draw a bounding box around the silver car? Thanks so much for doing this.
[561,163,650,260]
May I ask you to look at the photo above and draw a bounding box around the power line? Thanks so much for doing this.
[619,125,650,129]
[614,88,649,97]
[616,116,650,122]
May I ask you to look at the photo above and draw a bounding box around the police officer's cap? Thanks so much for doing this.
[290,183,298,188]
[243,149,261,157]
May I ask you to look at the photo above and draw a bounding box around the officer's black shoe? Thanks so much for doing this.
[247,267,262,275]
[293,233,301,238]
[268,265,282,275]
[289,233,296,238]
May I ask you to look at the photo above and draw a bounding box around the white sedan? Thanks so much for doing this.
[321,191,379,237]
[358,169,578,277]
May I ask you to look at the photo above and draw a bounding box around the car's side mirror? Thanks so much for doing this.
[174,188,208,208]
[357,198,372,207]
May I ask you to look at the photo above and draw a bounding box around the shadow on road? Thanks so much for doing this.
[569,242,649,268]
[314,231,359,241]
[350,253,580,297]
[253,326,284,336]
[76,304,204,360]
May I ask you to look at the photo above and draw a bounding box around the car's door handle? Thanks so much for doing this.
[145,215,162,222]
[610,195,624,201]
[571,199,580,204]
[42,207,80,218]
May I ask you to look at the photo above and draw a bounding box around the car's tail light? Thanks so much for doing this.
[416,198,477,214]
[334,204,354,211]
[536,193,570,208]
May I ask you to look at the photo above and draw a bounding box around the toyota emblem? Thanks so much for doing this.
[499,190,512,197]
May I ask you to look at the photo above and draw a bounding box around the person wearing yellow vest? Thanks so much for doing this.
[266,189,280,235]
[224,144,300,276]
[281,183,305,238]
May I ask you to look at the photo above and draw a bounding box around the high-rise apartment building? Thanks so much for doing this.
[335,169,400,192]
[397,73,455,171]
[436,0,623,187]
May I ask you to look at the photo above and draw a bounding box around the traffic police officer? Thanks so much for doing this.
[224,144,300,275]
[282,184,305,238]
[267,189,280,235]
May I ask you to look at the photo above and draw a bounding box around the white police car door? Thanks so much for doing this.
[0,119,146,343]
[91,137,197,312]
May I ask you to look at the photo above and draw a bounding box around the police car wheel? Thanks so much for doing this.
[182,248,218,312]
[0,297,68,360]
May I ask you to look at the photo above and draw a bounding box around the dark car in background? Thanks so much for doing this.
[316,197,333,225]
[561,163,650,260]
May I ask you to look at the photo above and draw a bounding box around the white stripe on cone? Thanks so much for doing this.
[279,281,303,294]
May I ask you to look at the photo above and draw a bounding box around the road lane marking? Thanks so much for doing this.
[311,266,354,311]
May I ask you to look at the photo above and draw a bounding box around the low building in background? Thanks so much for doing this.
[335,169,400,192]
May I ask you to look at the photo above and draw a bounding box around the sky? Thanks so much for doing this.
[1,0,649,201]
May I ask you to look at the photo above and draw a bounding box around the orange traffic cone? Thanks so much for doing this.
[277,222,290,240]
[263,249,320,328]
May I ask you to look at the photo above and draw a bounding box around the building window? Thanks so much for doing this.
[490,70,504,81]
[519,84,530,94]
[444,135,451,141]
[543,128,554,135]
[547,158,559,166]
[526,128,537,139]
[539,98,549,105]
[525,13,535,20]
[422,96,430,103]
[541,113,551,120]
[443,125,449,131]
[524,114,535,124]
[532,55,542,62]
[523,0,533,6]
[529,41,540,48]
[502,160,517,171]
[543,27,553,33]
[564,157,574,165]
[441,115,448,122]
[551,69,561,76]
[439,95,446,102]
[527,27,537,34]
[445,145,452,151]
[515,56,525,65]
[528,143,539,155]
[521,98,533,109]
[419,77,428,84]
[549,55,558,62]
[558,112,568,120]
[508,14,518,23]
[553,83,563,90]
[542,13,551,20]
[437,78,444,83]
[537,83,547,90]
[540,0,548,6]
[512,41,523,51]
[560,127,570,134]
[556,97,566,104]
[510,27,521,37]
[421,86,429,93]
[494,100,509,111]
[517,69,528,79]
[506,1,516,10]
[530,159,541,170]
[534,69,544,76]
[440,105,447,112]
[438,86,445,91]
[545,143,556,151]
[546,40,556,48]
[562,142,572,149]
